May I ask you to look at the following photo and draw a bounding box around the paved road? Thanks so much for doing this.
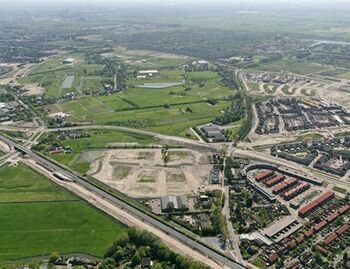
[223,185,244,264]
[47,125,222,152]
[0,134,247,269]
[232,148,350,190]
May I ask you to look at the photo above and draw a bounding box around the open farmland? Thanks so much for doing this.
[246,58,326,75]
[0,164,127,260]
[17,53,103,99]
[45,68,235,136]
[48,100,231,136]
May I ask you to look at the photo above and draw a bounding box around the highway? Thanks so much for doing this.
[232,148,350,190]
[0,134,247,269]
[47,125,222,152]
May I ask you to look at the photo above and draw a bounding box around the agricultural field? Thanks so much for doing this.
[45,68,235,136]
[18,53,104,99]
[18,50,239,137]
[322,68,350,80]
[246,58,326,75]
[0,164,127,261]
[109,47,191,68]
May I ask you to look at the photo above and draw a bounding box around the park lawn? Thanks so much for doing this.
[0,164,127,260]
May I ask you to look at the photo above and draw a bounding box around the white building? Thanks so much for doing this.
[137,70,159,78]
[63,58,76,64]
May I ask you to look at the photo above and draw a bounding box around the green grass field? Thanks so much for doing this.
[324,69,350,80]
[246,58,325,75]
[45,69,235,136]
[18,53,104,99]
[0,164,127,260]
[48,100,231,137]
[332,186,347,194]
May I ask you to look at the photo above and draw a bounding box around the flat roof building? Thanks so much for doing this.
[263,216,302,243]
[161,195,188,212]
[63,58,75,64]
[200,125,224,141]
[137,70,159,78]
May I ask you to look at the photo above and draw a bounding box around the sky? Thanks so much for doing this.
[0,0,349,4]
[0,0,349,12]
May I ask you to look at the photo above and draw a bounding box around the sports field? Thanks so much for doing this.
[0,164,127,260]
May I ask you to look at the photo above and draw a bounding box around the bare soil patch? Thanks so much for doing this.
[85,148,214,198]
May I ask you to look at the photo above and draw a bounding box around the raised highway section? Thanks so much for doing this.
[0,134,247,269]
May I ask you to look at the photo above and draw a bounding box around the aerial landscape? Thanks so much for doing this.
[1,0,350,268]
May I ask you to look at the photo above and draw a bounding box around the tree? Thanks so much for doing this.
[245,197,253,208]
[112,248,124,264]
[166,201,175,213]
[100,258,116,269]
[116,233,130,248]
[162,148,169,167]
[130,252,141,267]
[49,252,60,264]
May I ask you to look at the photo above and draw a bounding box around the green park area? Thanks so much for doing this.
[0,164,127,261]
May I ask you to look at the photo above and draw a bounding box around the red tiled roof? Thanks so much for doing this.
[339,204,350,215]
[324,232,338,245]
[295,235,305,244]
[326,211,339,223]
[287,261,300,269]
[286,240,297,249]
[267,252,279,263]
[316,245,328,255]
[283,182,310,200]
[315,220,328,232]
[335,223,350,235]
[273,178,298,194]
[304,230,314,238]
[255,170,273,181]
[265,175,285,187]
[299,191,335,217]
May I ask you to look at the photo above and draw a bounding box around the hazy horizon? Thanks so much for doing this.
[0,0,349,7]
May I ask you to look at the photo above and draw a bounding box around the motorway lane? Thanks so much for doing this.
[232,148,350,190]
[0,134,247,269]
[46,125,222,152]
